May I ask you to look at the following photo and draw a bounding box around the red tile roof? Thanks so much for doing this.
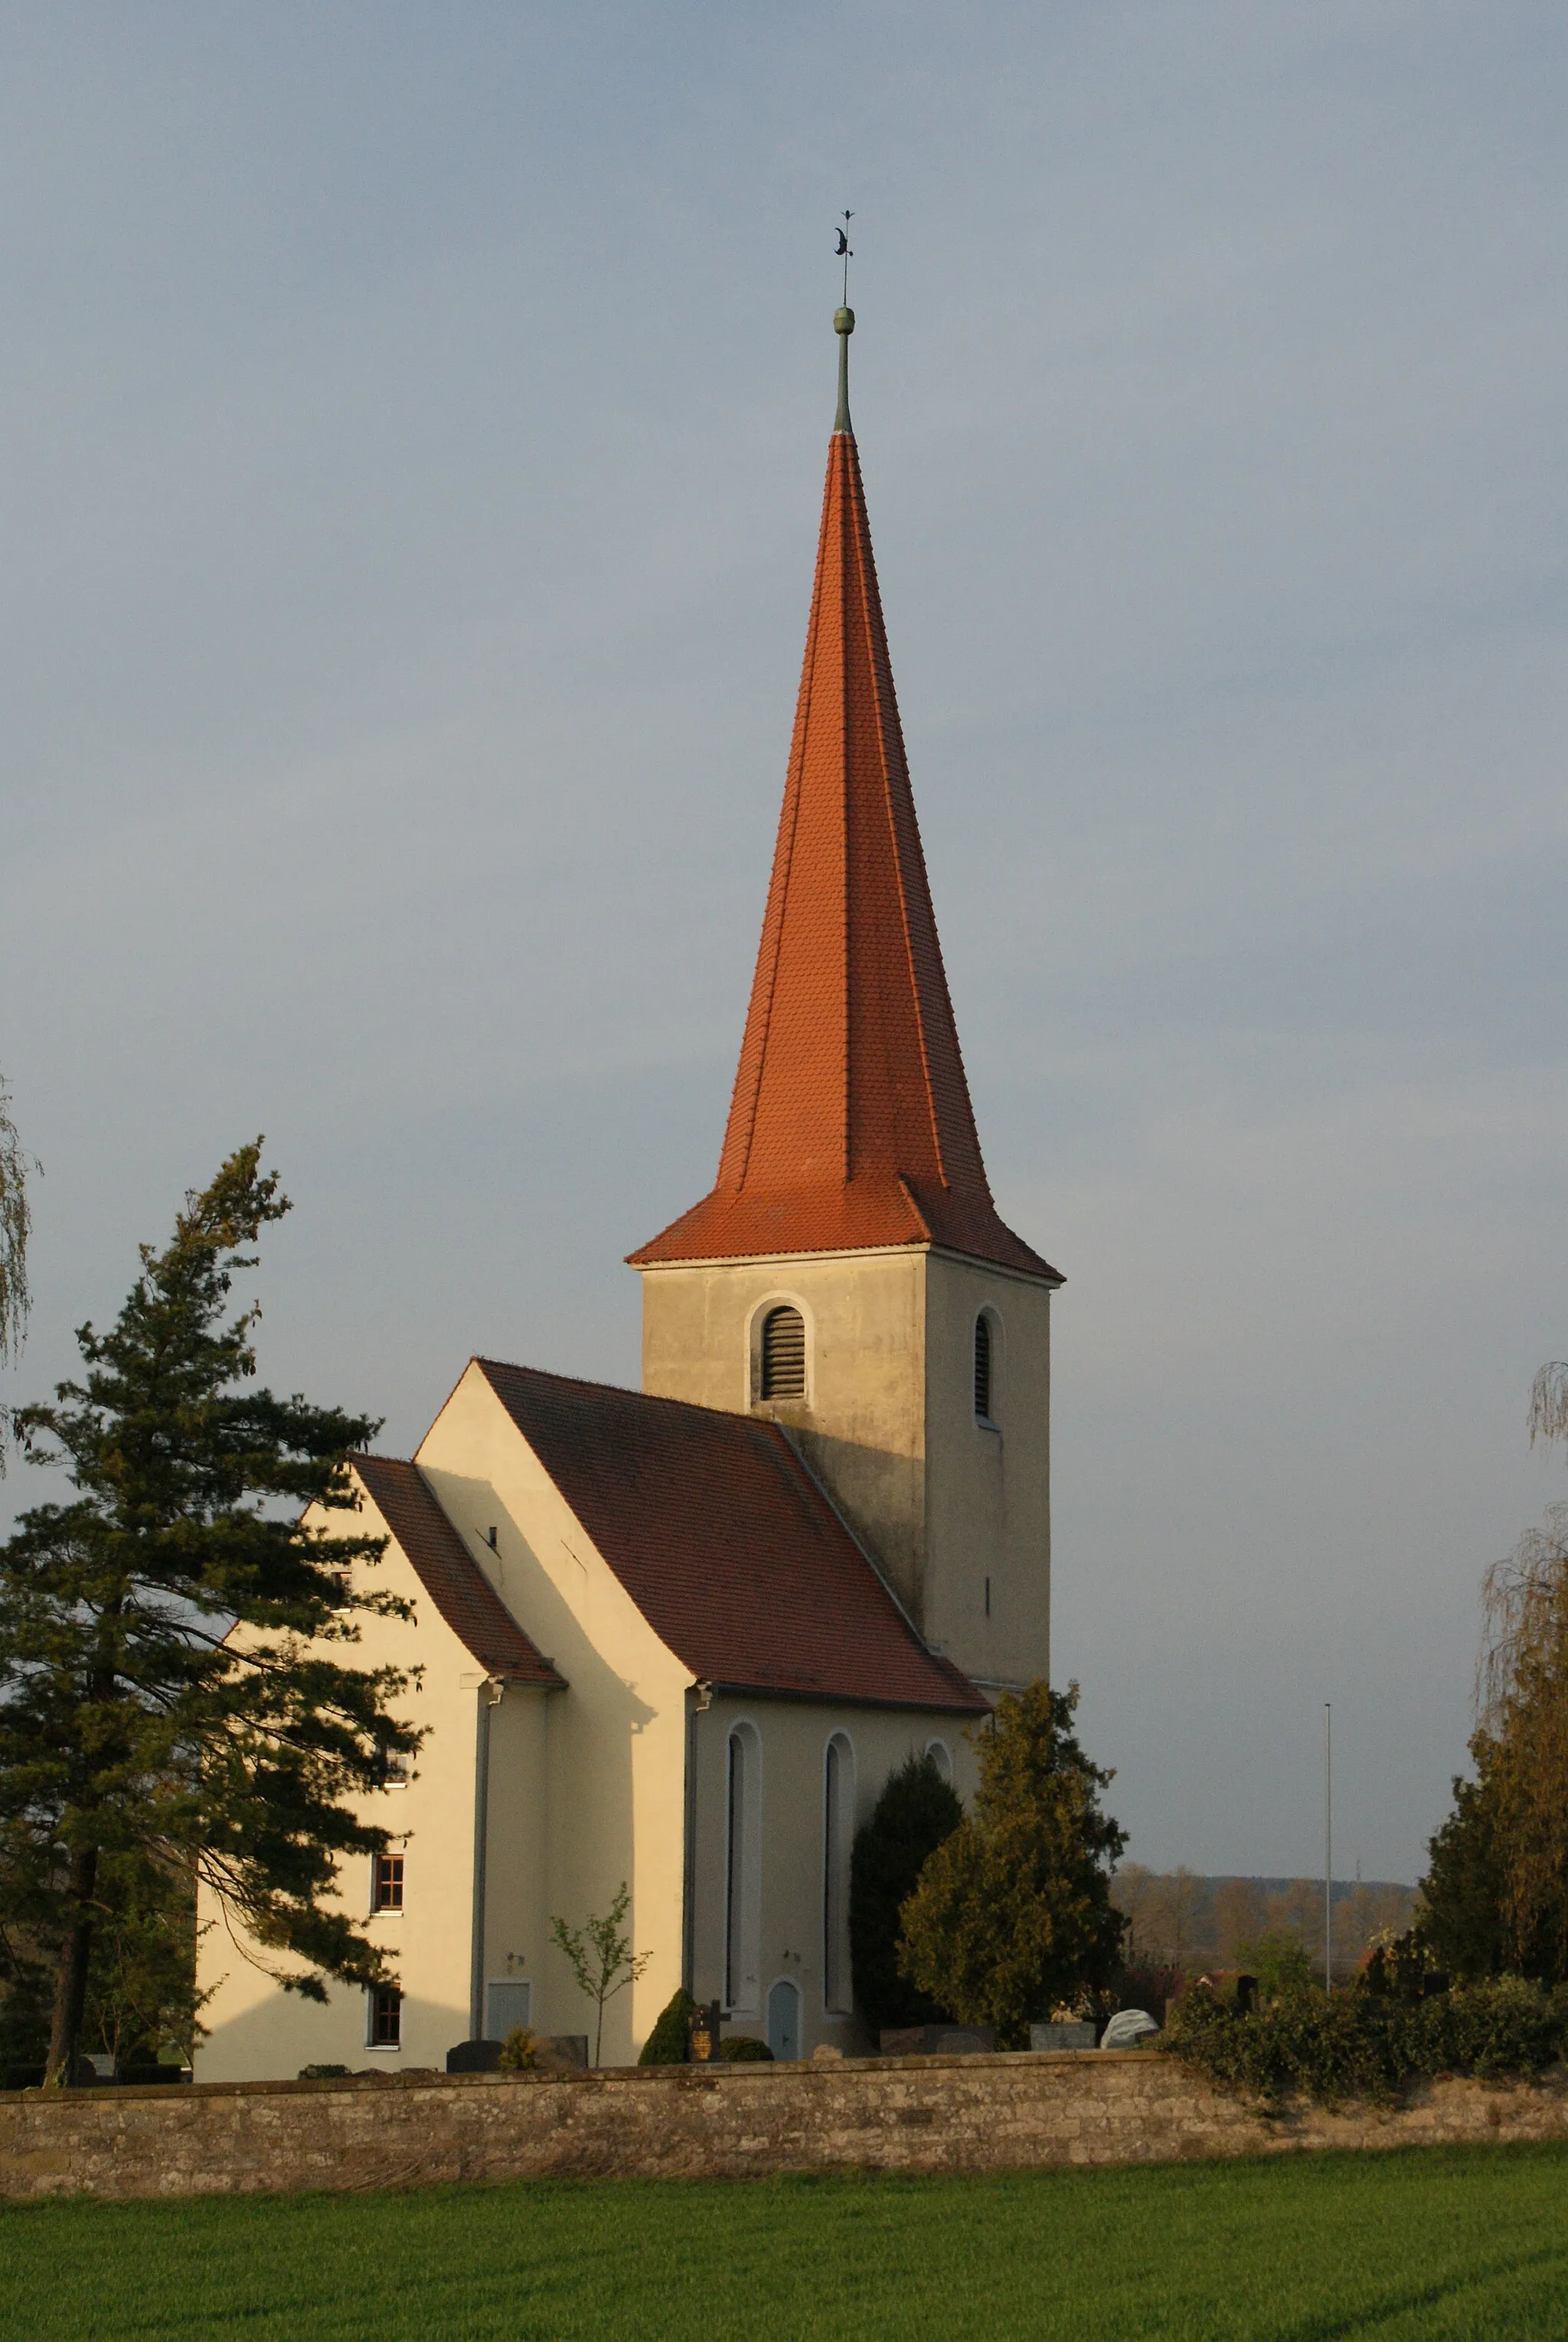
[630,402,1059,1284]
[474,1359,988,1714]
[352,1454,565,1689]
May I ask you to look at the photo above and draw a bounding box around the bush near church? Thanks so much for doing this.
[850,1751,963,2032]
[897,1682,1125,2049]
[639,1989,697,2066]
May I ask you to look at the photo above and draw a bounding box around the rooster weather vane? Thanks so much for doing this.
[835,211,854,304]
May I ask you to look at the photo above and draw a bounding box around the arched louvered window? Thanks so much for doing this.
[974,1314,993,1421]
[760,1305,806,1400]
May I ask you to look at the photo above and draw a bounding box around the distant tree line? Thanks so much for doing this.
[1109,1867,1416,1989]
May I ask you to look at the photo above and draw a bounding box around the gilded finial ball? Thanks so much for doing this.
[835,305,855,335]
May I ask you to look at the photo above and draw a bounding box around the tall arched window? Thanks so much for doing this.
[760,1305,806,1400]
[925,1739,953,1786]
[974,1314,994,1422]
[822,1732,856,2014]
[725,1723,763,2013]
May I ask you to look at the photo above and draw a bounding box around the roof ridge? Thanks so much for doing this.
[474,1355,808,1431]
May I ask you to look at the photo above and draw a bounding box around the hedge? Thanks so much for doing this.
[1164,1974,1568,2107]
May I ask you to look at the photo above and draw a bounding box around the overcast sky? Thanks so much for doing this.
[5,2,1566,1886]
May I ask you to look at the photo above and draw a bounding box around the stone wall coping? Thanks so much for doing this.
[1,2046,1160,2108]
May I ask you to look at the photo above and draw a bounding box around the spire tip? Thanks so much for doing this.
[833,307,854,434]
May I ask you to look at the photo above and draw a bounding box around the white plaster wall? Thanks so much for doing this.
[193,1473,534,2084]
[923,1255,1053,1687]
[479,1684,550,2040]
[689,1695,983,2057]
[416,1364,691,2065]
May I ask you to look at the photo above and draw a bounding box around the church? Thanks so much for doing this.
[195,309,1063,2079]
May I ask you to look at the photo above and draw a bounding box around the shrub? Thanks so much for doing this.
[638,1987,697,2066]
[898,1683,1125,2049]
[717,2036,774,2062]
[1423,1977,1568,2079]
[297,2063,351,2080]
[1419,1759,1511,1981]
[1232,1930,1315,2000]
[850,1752,962,2030]
[497,2025,540,2072]
[1165,1973,1568,2108]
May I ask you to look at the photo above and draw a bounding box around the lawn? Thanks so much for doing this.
[4,2145,1568,2340]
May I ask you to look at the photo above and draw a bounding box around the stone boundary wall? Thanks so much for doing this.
[3,2051,1566,2201]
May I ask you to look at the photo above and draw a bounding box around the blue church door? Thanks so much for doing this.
[766,1978,801,2061]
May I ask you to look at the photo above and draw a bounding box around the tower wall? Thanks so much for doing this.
[639,1250,926,1622]
[639,1249,1050,1687]
[922,1252,1051,1689]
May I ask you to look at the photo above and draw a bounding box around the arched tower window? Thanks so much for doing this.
[725,1722,763,2014]
[822,1732,856,2014]
[925,1738,953,1785]
[974,1314,994,1422]
[760,1305,806,1400]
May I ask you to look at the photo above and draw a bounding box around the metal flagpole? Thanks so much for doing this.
[1325,1702,1332,1992]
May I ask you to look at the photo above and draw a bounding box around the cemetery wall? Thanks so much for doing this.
[2,2050,1566,2201]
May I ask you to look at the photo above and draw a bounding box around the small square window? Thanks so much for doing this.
[368,1986,402,2048]
[374,1853,404,1912]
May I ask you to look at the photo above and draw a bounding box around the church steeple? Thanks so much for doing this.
[632,315,1058,1284]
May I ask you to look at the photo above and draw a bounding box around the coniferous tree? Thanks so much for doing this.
[638,1985,697,2066]
[898,1681,1125,2048]
[0,1069,37,1471]
[0,1144,421,2083]
[1417,1748,1510,1982]
[849,1750,962,2030]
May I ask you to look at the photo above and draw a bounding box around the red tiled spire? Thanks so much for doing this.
[631,319,1059,1282]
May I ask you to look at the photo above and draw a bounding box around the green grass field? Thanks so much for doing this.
[4,2145,1568,2340]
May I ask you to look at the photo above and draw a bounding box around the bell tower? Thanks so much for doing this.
[629,309,1060,1690]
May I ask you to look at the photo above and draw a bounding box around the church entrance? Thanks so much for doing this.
[766,1978,801,2062]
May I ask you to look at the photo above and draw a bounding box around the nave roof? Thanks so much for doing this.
[475,1358,988,1715]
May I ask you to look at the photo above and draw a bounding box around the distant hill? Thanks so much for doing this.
[1109,1868,1417,1978]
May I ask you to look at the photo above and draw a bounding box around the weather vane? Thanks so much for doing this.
[835,211,854,305]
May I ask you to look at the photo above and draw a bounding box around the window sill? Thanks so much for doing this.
[975,1416,1001,1434]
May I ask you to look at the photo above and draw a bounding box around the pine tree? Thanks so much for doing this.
[1416,1747,1510,1981]
[849,1750,962,2030]
[0,1068,37,1471]
[898,1681,1125,2047]
[0,1143,421,2083]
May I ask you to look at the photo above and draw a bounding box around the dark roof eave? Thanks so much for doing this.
[695,1678,991,1718]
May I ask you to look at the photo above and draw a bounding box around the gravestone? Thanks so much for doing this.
[880,2024,997,2056]
[1029,2021,1096,2051]
[445,2035,588,2074]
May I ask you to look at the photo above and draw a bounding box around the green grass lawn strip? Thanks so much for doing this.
[4,2144,1568,2340]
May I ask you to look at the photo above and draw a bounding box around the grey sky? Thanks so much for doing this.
[5,2,1566,1884]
